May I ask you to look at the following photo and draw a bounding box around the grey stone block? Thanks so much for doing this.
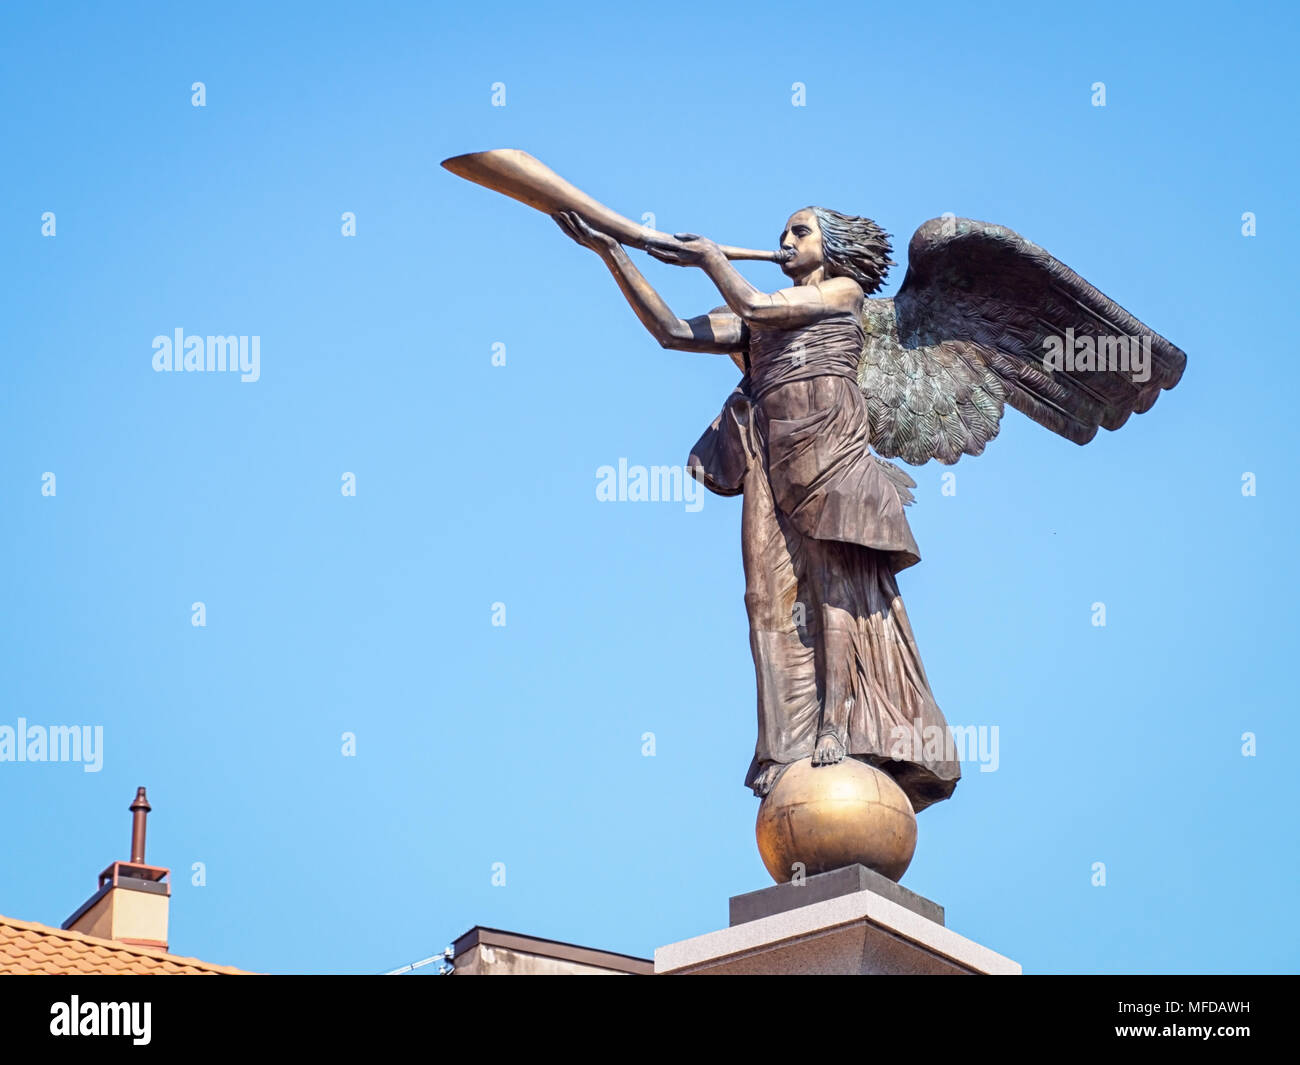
[729,864,944,927]
[657,888,1021,975]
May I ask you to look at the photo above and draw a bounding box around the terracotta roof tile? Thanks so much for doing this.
[0,914,252,975]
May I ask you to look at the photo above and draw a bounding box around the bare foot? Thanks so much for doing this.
[752,763,785,796]
[812,733,846,766]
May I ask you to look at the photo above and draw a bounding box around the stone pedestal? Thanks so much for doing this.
[656,869,1019,975]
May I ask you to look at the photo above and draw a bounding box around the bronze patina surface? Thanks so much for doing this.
[444,150,1187,882]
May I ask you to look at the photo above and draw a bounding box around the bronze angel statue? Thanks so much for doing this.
[443,151,1187,822]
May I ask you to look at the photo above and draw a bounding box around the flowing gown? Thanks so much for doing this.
[689,311,961,812]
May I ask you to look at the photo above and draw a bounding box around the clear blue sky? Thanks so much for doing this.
[1,0,1296,975]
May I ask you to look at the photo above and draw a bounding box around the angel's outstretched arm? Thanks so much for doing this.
[554,212,745,354]
[649,234,861,329]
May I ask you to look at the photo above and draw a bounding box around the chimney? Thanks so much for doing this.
[63,787,171,951]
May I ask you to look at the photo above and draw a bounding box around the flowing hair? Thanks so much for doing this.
[807,207,894,295]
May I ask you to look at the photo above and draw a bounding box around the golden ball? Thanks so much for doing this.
[756,757,918,884]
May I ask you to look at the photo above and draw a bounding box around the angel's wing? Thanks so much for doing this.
[859,218,1187,466]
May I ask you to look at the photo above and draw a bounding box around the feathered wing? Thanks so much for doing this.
[859,217,1187,466]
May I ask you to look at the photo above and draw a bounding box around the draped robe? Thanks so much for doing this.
[688,312,961,812]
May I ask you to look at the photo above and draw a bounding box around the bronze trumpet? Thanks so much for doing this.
[441,149,783,262]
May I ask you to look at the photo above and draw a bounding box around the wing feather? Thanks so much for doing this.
[858,217,1186,464]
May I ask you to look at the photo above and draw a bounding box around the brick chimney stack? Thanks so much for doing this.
[63,787,171,951]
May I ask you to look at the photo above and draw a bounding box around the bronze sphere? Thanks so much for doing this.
[756,757,918,883]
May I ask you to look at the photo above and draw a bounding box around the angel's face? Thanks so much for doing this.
[779,209,825,279]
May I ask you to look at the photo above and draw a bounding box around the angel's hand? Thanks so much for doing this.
[553,211,620,254]
[645,232,723,268]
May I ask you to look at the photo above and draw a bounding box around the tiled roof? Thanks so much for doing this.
[0,914,252,975]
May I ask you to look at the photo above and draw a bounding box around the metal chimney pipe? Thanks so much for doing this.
[129,787,151,864]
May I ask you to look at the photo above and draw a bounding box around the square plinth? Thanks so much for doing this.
[657,886,1020,975]
[729,864,944,927]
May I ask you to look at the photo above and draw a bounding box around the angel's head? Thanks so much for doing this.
[779,207,894,294]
